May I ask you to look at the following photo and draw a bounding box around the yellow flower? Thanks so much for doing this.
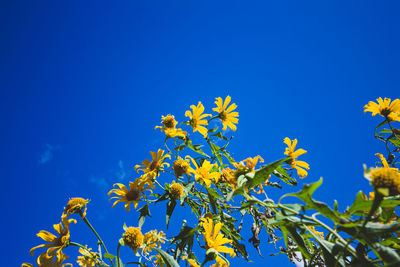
[173,157,191,177]
[200,217,236,257]
[23,252,72,267]
[185,101,211,138]
[142,229,166,254]
[154,255,165,267]
[155,114,187,139]
[30,217,77,265]
[213,96,239,131]
[307,226,324,239]
[375,153,390,168]
[230,156,268,193]
[63,197,89,218]
[169,181,185,199]
[365,166,400,196]
[283,137,310,179]
[76,247,99,267]
[364,97,400,121]
[122,226,144,253]
[188,157,221,188]
[108,179,152,211]
[134,149,171,178]
[210,256,229,267]
[221,168,237,190]
[182,256,200,267]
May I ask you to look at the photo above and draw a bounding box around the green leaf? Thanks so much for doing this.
[103,252,116,259]
[373,242,400,264]
[186,140,209,157]
[273,165,297,185]
[153,248,180,267]
[306,225,347,267]
[207,187,219,214]
[137,203,151,228]
[208,141,223,165]
[389,138,400,148]
[208,127,218,133]
[281,178,343,224]
[221,150,235,164]
[348,191,400,216]
[284,226,311,260]
[378,129,393,134]
[171,225,196,258]
[249,158,290,188]
[166,199,177,229]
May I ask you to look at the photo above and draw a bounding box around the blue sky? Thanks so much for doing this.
[1,1,400,266]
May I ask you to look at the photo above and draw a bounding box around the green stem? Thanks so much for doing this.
[116,243,121,267]
[81,213,115,267]
[154,179,165,190]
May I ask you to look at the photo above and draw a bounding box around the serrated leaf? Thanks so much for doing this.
[249,158,290,188]
[153,248,180,267]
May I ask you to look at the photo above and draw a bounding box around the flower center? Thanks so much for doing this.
[162,115,177,128]
[125,189,140,201]
[219,111,227,121]
[381,108,391,117]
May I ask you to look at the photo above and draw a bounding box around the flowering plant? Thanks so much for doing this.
[24,96,400,266]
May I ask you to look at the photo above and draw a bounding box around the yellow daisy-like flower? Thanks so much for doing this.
[200,217,236,257]
[23,252,72,267]
[108,179,153,211]
[283,137,310,179]
[365,166,400,196]
[122,226,144,253]
[213,96,239,132]
[134,149,171,178]
[364,97,400,122]
[63,197,89,218]
[188,157,221,188]
[173,157,191,177]
[185,101,211,138]
[169,181,185,199]
[182,256,200,267]
[365,152,400,196]
[76,247,99,267]
[307,226,324,239]
[30,217,77,265]
[155,114,187,139]
[142,229,166,254]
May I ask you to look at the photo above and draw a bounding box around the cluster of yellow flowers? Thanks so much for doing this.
[364,97,400,197]
[24,198,92,266]
[25,95,315,267]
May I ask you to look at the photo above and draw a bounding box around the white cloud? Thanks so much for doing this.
[38,144,60,164]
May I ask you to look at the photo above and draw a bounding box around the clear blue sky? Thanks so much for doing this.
[1,1,400,266]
